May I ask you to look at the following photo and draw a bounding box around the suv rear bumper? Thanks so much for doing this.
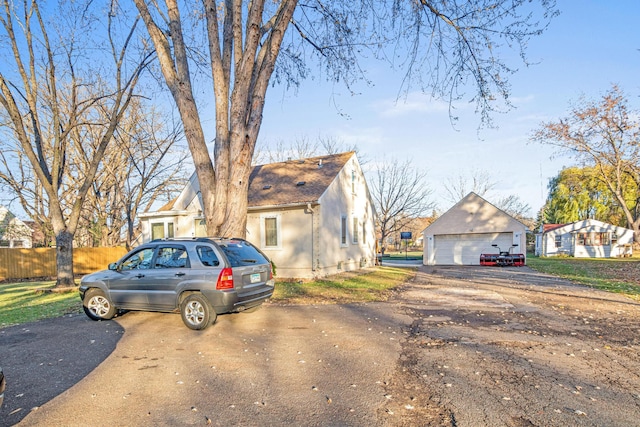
[203,284,274,313]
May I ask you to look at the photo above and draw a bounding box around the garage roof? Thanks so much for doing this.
[424,192,528,235]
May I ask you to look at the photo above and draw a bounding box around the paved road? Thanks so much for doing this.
[2,265,640,426]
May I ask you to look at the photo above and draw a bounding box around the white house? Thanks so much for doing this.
[139,152,377,278]
[535,219,634,258]
[0,205,33,248]
[422,192,528,265]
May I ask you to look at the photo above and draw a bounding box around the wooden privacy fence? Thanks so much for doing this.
[0,246,128,281]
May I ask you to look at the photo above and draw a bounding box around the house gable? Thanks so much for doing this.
[424,192,527,235]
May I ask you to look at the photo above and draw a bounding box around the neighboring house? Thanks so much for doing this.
[422,192,528,266]
[139,152,377,278]
[0,205,33,248]
[535,219,634,258]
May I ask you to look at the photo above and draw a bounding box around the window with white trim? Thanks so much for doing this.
[352,217,359,244]
[194,219,207,237]
[340,215,348,246]
[151,221,174,240]
[260,214,281,249]
[362,222,367,244]
[351,170,356,194]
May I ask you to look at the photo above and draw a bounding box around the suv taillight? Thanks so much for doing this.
[216,267,234,290]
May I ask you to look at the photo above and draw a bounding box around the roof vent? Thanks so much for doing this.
[318,159,323,168]
[296,181,306,186]
[262,185,272,190]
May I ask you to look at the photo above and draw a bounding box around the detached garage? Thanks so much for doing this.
[423,192,528,265]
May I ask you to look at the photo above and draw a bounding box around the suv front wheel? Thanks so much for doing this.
[180,293,216,330]
[83,288,116,321]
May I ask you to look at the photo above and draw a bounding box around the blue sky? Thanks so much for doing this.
[257,0,640,217]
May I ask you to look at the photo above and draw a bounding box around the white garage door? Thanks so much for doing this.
[433,233,514,265]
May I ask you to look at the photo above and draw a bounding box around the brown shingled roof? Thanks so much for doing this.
[542,223,565,233]
[248,151,354,208]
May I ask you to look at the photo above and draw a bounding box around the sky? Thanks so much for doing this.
[256,0,640,217]
[1,1,638,222]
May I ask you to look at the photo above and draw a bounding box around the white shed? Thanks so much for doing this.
[422,192,528,265]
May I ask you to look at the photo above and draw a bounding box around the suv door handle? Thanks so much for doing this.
[135,274,145,278]
[175,272,186,277]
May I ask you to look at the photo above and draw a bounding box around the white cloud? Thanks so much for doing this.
[372,92,454,118]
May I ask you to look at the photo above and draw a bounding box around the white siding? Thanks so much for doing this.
[246,207,314,278]
[317,156,377,277]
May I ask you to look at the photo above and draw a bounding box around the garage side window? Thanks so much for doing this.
[554,235,562,248]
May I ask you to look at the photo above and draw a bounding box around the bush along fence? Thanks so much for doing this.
[0,246,128,282]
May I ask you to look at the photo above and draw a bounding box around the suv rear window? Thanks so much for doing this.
[196,245,220,267]
[218,240,269,267]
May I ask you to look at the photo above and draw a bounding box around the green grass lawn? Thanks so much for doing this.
[0,266,417,328]
[527,256,640,301]
[0,281,81,328]
[5,256,637,328]
[271,266,416,304]
[381,251,423,260]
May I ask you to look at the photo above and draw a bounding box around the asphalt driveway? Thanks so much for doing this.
[2,265,640,426]
[0,315,124,426]
[1,302,411,426]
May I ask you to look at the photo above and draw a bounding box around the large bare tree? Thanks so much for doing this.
[0,0,151,286]
[531,85,640,242]
[253,134,360,165]
[443,169,497,204]
[77,99,188,249]
[443,169,531,221]
[133,0,558,238]
[370,158,435,255]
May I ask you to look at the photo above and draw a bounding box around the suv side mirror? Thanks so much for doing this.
[108,262,118,271]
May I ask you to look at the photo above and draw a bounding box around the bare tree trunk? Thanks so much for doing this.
[54,230,75,287]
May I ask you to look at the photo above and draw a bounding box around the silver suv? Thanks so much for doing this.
[79,238,275,330]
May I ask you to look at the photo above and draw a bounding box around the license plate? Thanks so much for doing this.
[250,273,261,283]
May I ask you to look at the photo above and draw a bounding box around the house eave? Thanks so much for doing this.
[247,201,319,212]
[138,210,194,219]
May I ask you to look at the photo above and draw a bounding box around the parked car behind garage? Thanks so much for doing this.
[79,238,275,330]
